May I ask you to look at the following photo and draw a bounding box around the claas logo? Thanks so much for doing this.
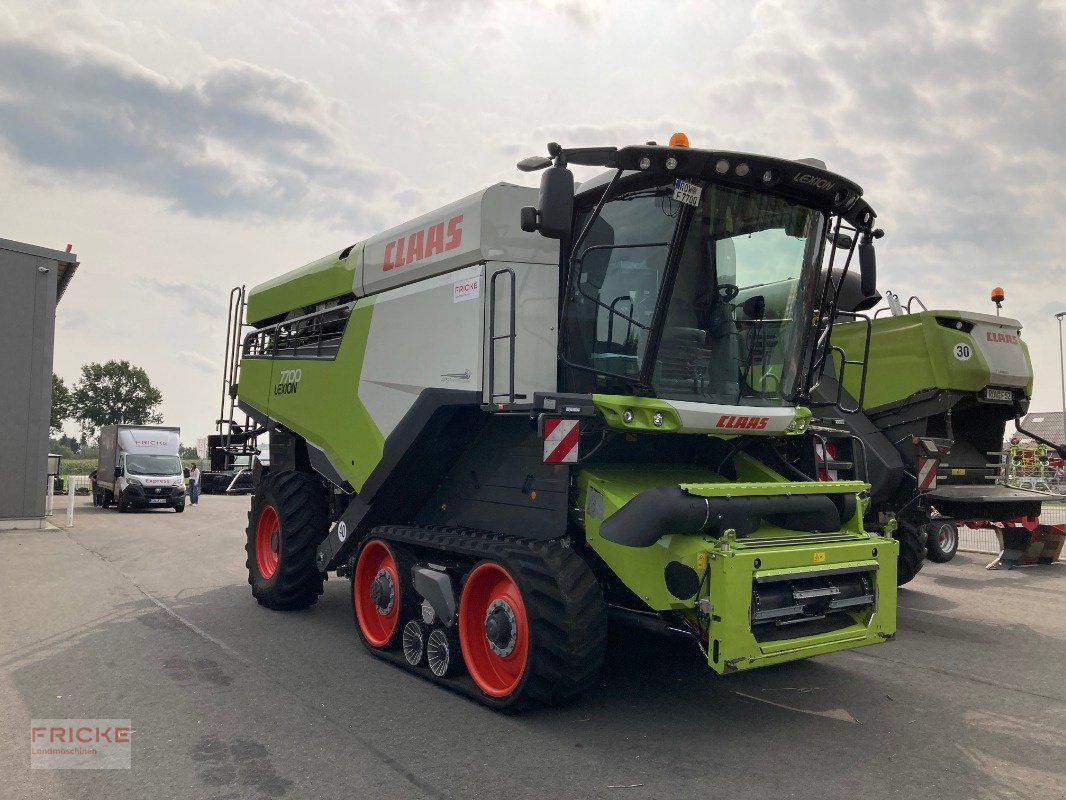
[715,414,770,430]
[383,214,463,271]
[986,331,1019,344]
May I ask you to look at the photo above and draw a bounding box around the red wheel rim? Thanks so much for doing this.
[459,562,529,698]
[354,540,401,647]
[255,505,281,579]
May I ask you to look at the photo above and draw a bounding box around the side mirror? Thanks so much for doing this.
[184,467,191,478]
[858,236,877,297]
[114,467,123,478]
[520,165,574,240]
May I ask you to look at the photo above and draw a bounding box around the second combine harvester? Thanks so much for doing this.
[226,135,899,709]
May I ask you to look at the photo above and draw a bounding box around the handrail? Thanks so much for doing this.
[827,310,872,414]
[488,268,517,404]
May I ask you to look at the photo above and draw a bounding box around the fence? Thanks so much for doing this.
[44,475,94,528]
[957,504,1066,559]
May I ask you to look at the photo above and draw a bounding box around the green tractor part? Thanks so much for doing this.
[221,137,900,709]
[578,459,896,673]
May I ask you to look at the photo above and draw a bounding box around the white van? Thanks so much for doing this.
[94,425,186,512]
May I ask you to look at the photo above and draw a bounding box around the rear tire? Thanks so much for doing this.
[925,520,958,563]
[245,470,329,610]
[894,523,927,585]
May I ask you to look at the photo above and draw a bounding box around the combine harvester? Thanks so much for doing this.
[808,283,1061,581]
[220,134,902,709]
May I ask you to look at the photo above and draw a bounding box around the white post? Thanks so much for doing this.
[46,476,54,516]
[66,480,75,527]
[1056,313,1066,453]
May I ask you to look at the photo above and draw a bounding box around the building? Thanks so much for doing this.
[0,239,79,530]
[1015,411,1065,450]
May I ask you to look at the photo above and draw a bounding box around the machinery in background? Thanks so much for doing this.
[799,282,1057,583]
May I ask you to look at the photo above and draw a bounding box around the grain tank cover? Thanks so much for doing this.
[359,183,557,295]
[117,427,181,456]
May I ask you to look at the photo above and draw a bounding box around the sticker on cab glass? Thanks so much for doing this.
[673,179,702,207]
[952,343,972,361]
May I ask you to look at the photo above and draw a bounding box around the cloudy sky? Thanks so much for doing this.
[2,0,1064,444]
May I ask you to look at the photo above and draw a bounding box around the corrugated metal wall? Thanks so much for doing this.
[0,243,59,524]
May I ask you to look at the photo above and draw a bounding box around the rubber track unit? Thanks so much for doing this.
[245,470,328,610]
[894,524,927,586]
[355,525,607,711]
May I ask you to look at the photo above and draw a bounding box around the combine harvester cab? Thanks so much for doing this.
[814,288,1057,581]
[226,137,899,708]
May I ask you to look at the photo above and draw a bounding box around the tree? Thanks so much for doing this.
[51,373,70,433]
[71,360,164,437]
[59,434,81,454]
[52,434,81,455]
[180,444,199,460]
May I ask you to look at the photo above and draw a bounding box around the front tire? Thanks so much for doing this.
[457,545,607,709]
[894,523,927,585]
[352,539,418,651]
[925,520,958,563]
[117,491,128,513]
[245,470,328,610]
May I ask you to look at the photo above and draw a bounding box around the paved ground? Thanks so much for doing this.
[2,497,1065,800]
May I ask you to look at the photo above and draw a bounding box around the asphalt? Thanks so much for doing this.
[2,496,1065,800]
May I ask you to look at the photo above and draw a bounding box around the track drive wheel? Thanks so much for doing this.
[458,545,606,710]
[352,539,418,651]
[245,470,328,610]
[925,520,958,563]
[894,522,927,586]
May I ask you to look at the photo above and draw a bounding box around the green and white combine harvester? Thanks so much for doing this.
[814,282,1051,580]
[222,135,909,709]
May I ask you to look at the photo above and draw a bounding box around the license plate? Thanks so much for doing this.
[149,498,167,504]
[672,179,702,207]
[984,388,1013,402]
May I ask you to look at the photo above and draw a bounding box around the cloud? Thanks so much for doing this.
[132,278,229,320]
[0,34,395,230]
[715,0,1066,275]
[540,0,606,27]
[177,351,217,375]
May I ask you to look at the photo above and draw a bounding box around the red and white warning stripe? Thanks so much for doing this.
[543,418,580,463]
[815,442,837,481]
[916,457,938,490]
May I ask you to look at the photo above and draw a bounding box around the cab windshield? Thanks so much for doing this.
[564,181,824,405]
[125,454,182,476]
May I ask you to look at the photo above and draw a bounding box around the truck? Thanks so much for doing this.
[94,425,186,512]
[224,135,900,709]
